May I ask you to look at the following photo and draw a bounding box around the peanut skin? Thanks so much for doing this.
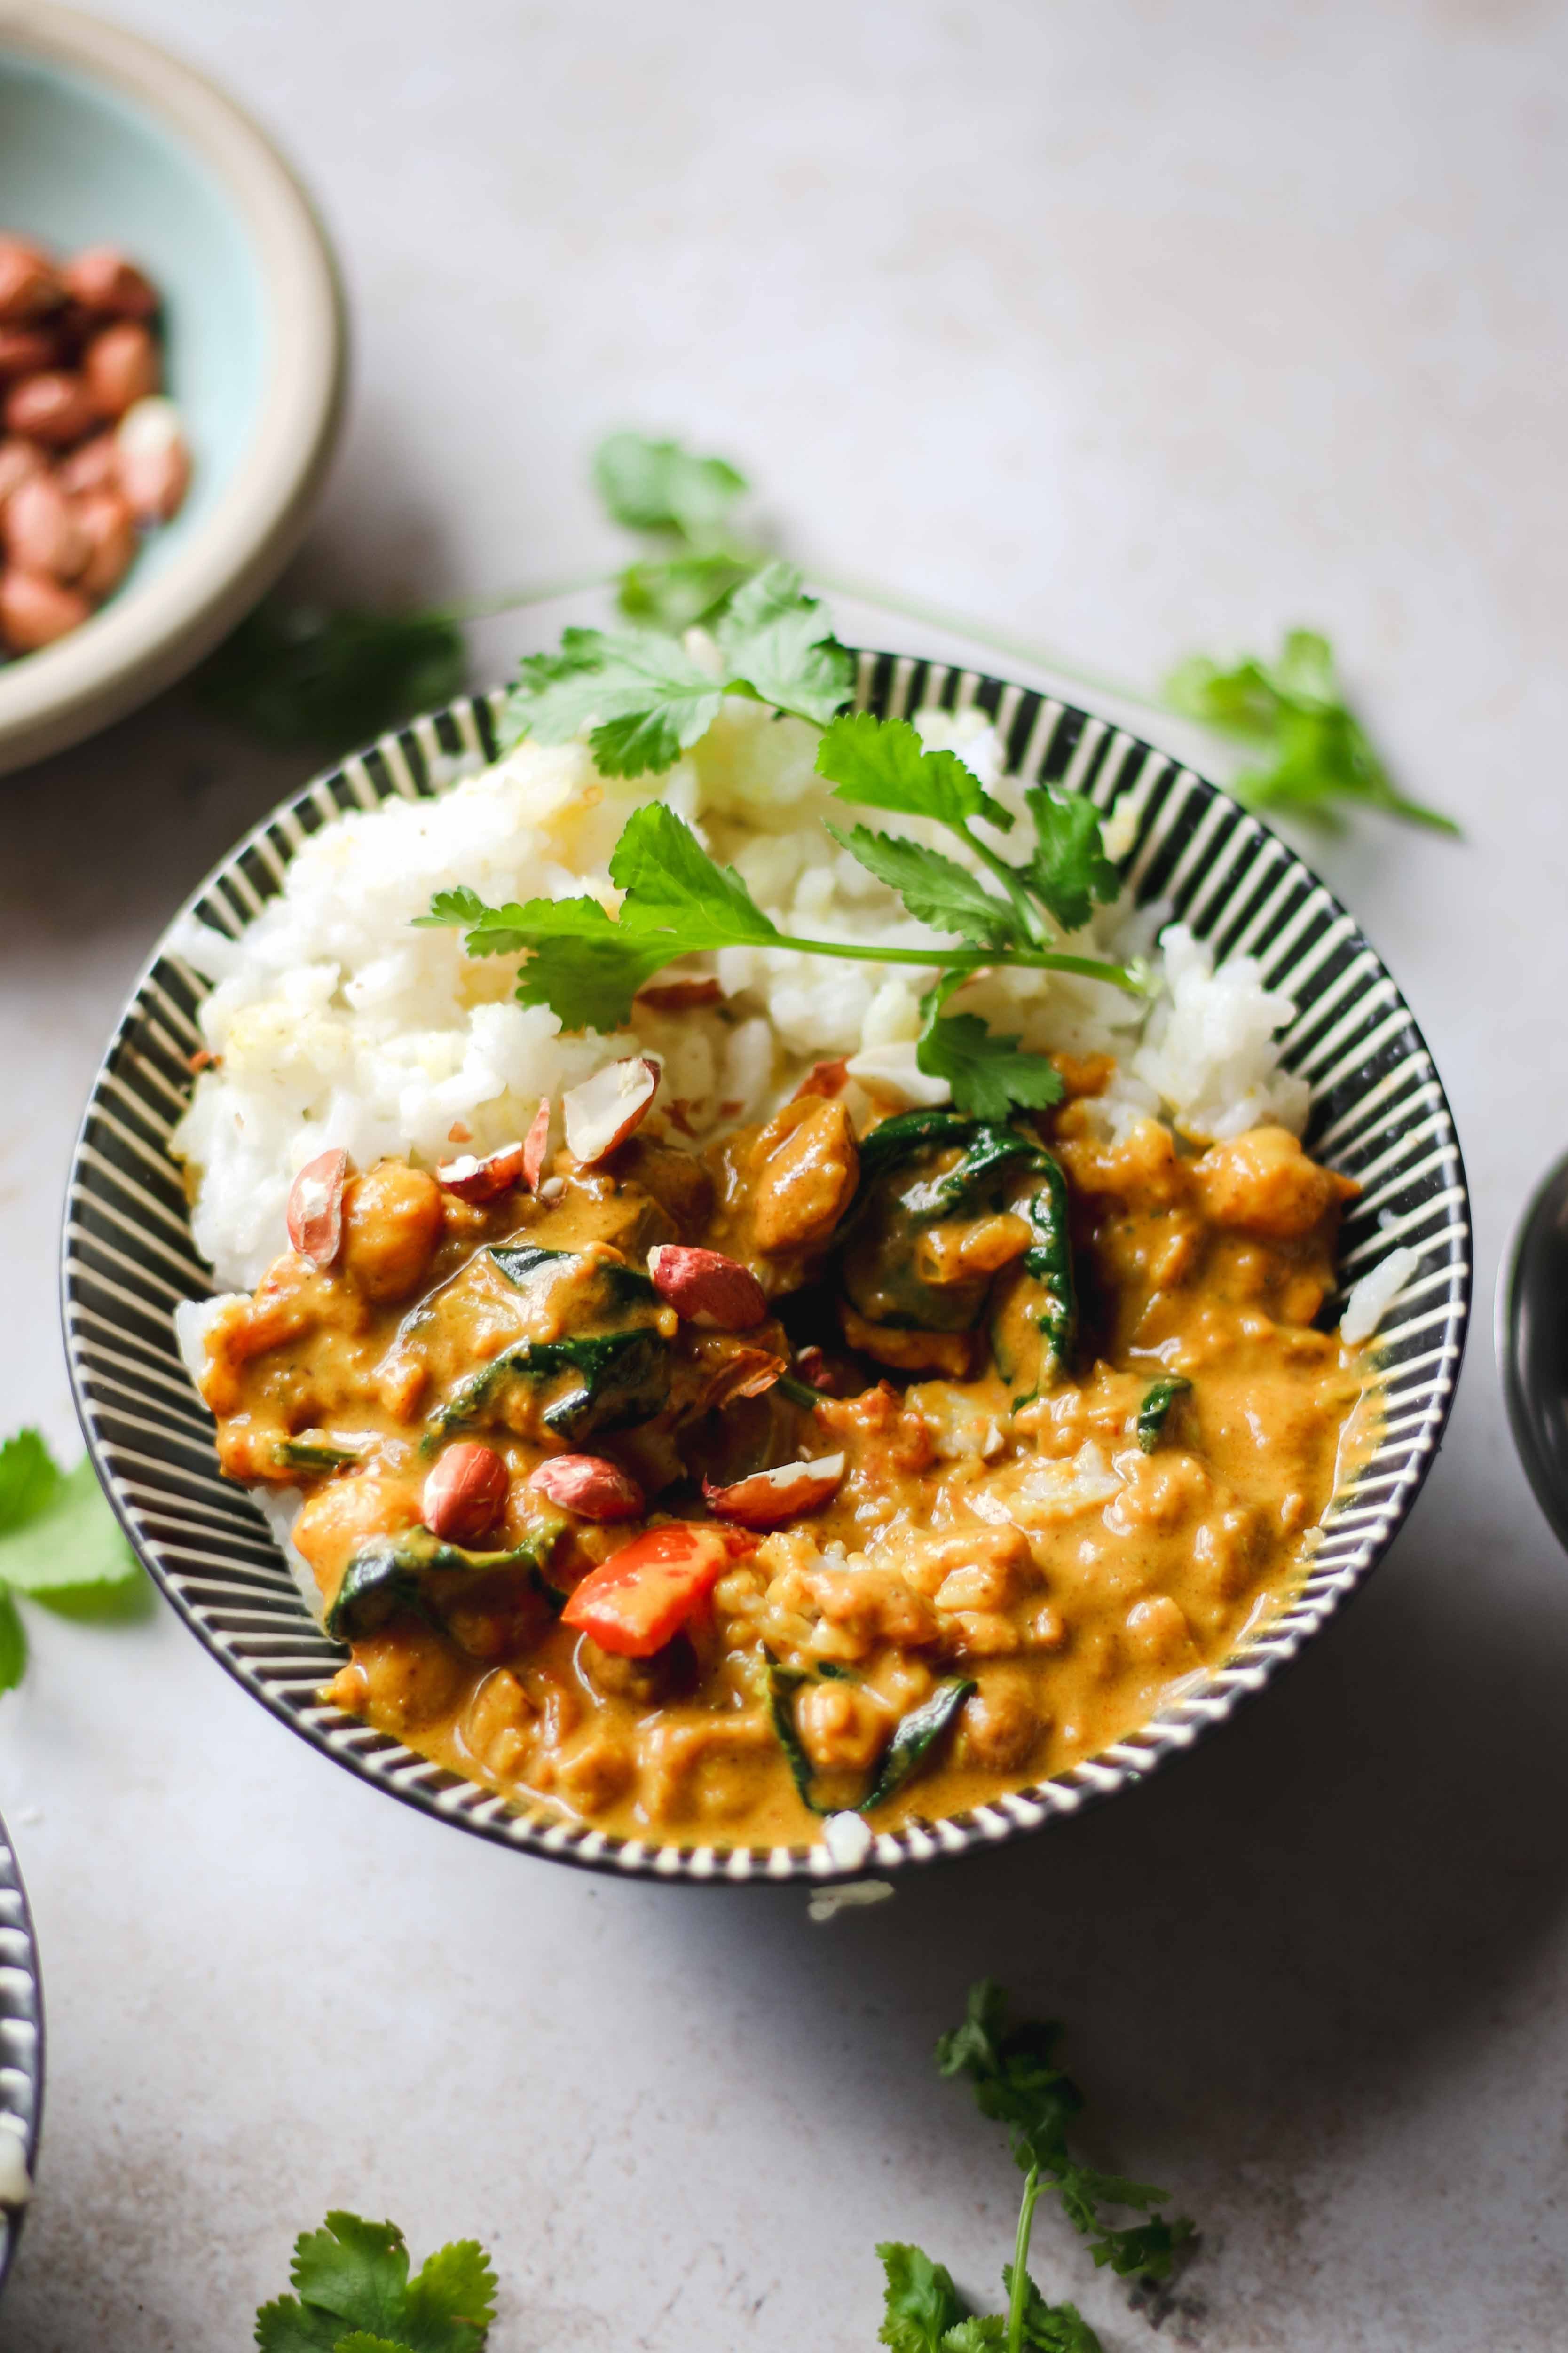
[0,241,63,325]
[75,490,136,599]
[4,371,98,446]
[0,568,92,652]
[2,474,88,581]
[84,322,159,418]
[62,246,158,320]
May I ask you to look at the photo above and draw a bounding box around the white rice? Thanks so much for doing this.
[169,699,1312,1293]
[1339,1243,1421,1345]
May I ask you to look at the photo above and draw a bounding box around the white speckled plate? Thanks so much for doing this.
[63,651,1472,1882]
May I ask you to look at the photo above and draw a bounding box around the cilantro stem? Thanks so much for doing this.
[953,818,1051,948]
[1008,2164,1043,2353]
[765,929,1136,992]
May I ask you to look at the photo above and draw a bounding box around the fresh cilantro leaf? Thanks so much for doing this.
[593,431,748,538]
[256,2212,493,2353]
[0,1455,141,1603]
[917,1010,1064,1123]
[937,1982,1194,2288]
[422,808,780,1034]
[401,2240,499,2345]
[1019,785,1121,934]
[877,2243,969,2352]
[619,552,756,632]
[0,1429,57,1532]
[0,1593,25,1696]
[941,2322,1008,2351]
[290,2214,410,2335]
[195,602,467,754]
[1001,2272,1101,2352]
[607,803,781,948]
[254,2297,340,2352]
[823,822,1021,949]
[818,711,1013,834]
[714,562,853,727]
[502,626,725,778]
[1166,629,1458,835]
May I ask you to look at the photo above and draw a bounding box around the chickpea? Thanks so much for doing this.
[753,1096,859,1254]
[555,1729,637,1815]
[351,1626,465,1729]
[292,1474,420,1595]
[957,1671,1047,1773]
[796,1678,890,1774]
[341,1161,444,1302]
[1193,1126,1355,1240]
[465,1668,537,1775]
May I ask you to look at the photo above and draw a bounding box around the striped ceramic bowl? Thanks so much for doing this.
[62,654,1472,1884]
[0,1817,42,2295]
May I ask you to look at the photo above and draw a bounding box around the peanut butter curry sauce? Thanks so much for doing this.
[191,1070,1372,1846]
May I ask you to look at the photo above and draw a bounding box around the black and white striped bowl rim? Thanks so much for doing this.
[0,1818,42,2293]
[63,653,1472,1884]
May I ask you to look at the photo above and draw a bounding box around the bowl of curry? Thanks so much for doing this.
[63,653,1471,1881]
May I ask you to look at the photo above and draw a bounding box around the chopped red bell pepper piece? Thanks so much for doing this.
[560,1521,756,1658]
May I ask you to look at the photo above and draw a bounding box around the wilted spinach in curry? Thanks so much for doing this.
[189,1015,1367,1842]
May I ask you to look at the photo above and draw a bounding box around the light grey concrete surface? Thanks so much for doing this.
[2,2,1567,2345]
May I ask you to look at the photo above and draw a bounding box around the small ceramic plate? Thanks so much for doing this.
[0,3,345,774]
[0,1817,42,2297]
[63,653,1472,1883]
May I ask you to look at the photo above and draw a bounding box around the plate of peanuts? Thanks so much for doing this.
[0,3,344,775]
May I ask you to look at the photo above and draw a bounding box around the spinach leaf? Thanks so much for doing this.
[1136,1376,1192,1453]
[862,1677,977,1812]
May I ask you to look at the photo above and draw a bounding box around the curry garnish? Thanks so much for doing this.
[254,2209,496,2353]
[878,1981,1197,2353]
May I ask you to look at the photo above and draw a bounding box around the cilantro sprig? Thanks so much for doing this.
[435,592,1135,1118]
[1165,629,1457,834]
[0,1427,145,1688]
[255,2211,496,2353]
[878,1981,1196,2353]
[501,560,852,774]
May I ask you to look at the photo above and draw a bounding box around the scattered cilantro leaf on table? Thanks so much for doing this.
[1165,628,1458,835]
[593,430,748,539]
[255,2211,496,2353]
[875,1981,1196,2353]
[0,1429,143,1689]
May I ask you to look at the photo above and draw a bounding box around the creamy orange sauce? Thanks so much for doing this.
[193,1083,1370,1846]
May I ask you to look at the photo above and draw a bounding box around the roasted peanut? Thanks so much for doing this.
[3,474,88,581]
[84,321,159,418]
[0,326,60,380]
[116,396,189,521]
[0,567,91,651]
[647,1243,768,1329]
[4,371,97,446]
[0,240,62,324]
[75,490,136,599]
[0,438,45,511]
[55,432,118,496]
[285,1148,348,1268]
[423,1444,509,1544]
[62,246,158,319]
[528,1454,645,1521]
